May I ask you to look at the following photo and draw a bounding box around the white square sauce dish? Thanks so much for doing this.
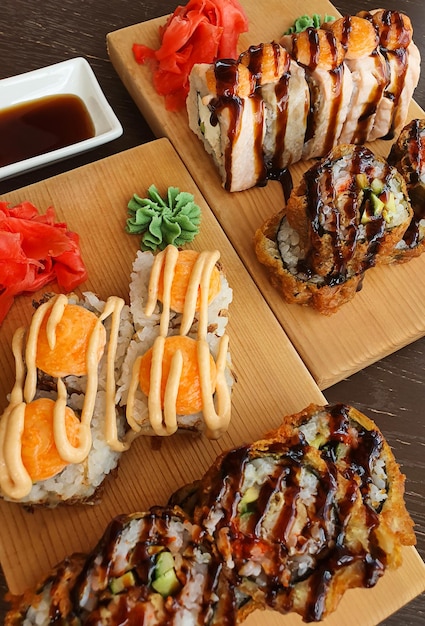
[0,57,123,180]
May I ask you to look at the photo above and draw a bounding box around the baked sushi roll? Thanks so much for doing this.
[280,27,354,160]
[388,118,425,261]
[0,292,132,506]
[254,144,413,314]
[326,15,390,145]
[117,245,234,439]
[238,42,309,175]
[362,9,421,142]
[187,59,267,192]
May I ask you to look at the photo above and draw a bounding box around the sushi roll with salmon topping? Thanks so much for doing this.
[326,15,390,145]
[187,42,310,191]
[361,9,421,142]
[117,245,234,439]
[279,27,354,160]
[254,143,413,314]
[388,118,425,261]
[0,292,132,506]
[187,58,267,192]
[238,42,310,176]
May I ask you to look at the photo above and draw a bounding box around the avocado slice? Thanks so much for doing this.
[151,551,181,597]
[110,570,136,594]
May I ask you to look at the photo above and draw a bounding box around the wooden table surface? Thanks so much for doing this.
[0,1,424,624]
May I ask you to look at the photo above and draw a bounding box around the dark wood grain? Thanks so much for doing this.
[0,1,424,624]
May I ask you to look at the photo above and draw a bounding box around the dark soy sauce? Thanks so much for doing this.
[0,94,95,167]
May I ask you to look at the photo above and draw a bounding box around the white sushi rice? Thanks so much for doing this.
[116,250,234,434]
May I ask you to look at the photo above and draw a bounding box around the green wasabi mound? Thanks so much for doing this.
[126,184,201,251]
[284,14,335,35]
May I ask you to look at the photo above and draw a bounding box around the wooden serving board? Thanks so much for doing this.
[107,0,425,390]
[0,139,424,625]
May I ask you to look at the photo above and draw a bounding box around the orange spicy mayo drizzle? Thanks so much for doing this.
[0,294,126,499]
[127,245,231,438]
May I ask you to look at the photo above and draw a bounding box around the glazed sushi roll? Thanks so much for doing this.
[326,15,390,145]
[176,439,359,622]
[272,403,417,568]
[279,27,354,160]
[0,292,132,506]
[73,507,227,625]
[187,42,310,191]
[363,10,421,142]
[117,245,234,439]
[187,59,267,192]
[5,554,86,625]
[238,42,309,175]
[5,507,237,626]
[388,118,425,261]
[254,144,413,314]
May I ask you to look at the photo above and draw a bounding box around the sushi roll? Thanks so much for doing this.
[279,27,354,160]
[0,292,132,506]
[326,15,390,145]
[254,144,413,314]
[117,245,234,439]
[5,554,86,625]
[388,118,425,261]
[271,403,417,568]
[238,42,309,175]
[6,507,239,626]
[187,58,267,192]
[187,42,310,191]
[362,9,421,142]
[171,404,415,622]
[175,439,359,622]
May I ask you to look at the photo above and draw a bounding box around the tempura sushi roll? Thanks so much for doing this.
[272,403,417,567]
[177,439,358,622]
[5,553,86,625]
[6,507,236,626]
[238,42,309,174]
[280,28,354,160]
[255,144,413,313]
[363,10,421,142]
[72,507,226,625]
[117,245,234,439]
[187,59,267,192]
[0,292,132,506]
[327,15,390,145]
[388,118,425,261]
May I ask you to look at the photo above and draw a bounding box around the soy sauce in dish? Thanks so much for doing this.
[0,94,95,167]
